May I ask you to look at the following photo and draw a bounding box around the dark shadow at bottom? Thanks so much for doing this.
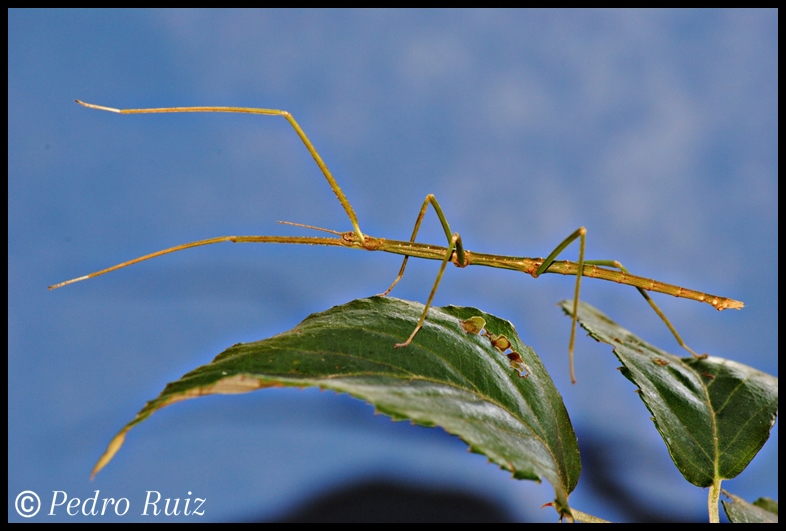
[252,479,517,522]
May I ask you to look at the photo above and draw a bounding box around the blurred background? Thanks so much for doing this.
[9,9,777,522]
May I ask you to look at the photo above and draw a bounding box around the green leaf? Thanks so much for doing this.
[721,490,778,523]
[94,297,580,515]
[560,300,778,488]
[753,497,779,515]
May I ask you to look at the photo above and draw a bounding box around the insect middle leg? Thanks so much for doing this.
[393,232,461,348]
[378,194,467,348]
[378,194,466,298]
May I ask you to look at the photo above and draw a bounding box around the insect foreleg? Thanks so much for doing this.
[74,100,365,241]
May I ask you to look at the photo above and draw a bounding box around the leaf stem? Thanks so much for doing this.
[708,477,722,523]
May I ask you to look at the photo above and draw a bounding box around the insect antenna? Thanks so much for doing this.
[277,220,343,235]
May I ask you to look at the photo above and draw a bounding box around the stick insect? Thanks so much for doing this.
[50,100,744,383]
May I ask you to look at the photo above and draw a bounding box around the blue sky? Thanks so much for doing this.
[9,9,777,522]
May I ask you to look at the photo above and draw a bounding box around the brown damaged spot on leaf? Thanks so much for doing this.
[459,316,486,335]
[484,331,513,352]
[482,331,529,378]
[505,351,530,379]
[460,315,529,378]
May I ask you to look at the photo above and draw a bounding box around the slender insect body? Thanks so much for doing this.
[52,100,744,383]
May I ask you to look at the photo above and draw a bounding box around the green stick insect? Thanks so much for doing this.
[50,100,744,383]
